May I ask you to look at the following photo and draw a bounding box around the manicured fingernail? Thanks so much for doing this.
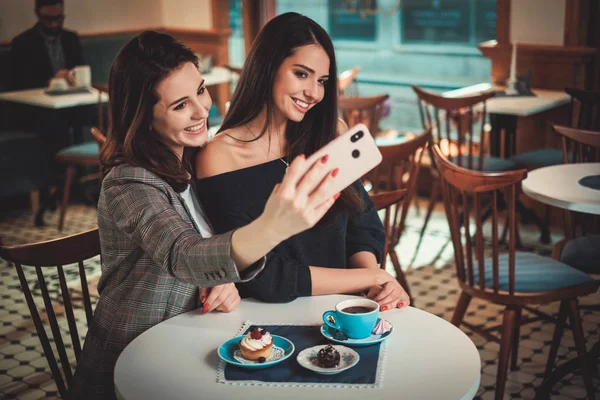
[381,305,388,311]
[201,296,206,303]
[397,302,404,308]
[202,303,210,314]
[321,154,329,164]
[331,168,339,177]
[334,192,341,200]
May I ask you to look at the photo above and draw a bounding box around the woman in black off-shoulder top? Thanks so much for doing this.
[195,13,410,310]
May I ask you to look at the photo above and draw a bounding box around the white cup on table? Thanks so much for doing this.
[69,65,92,87]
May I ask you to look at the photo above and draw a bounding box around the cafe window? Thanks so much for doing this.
[328,0,377,41]
[400,0,496,45]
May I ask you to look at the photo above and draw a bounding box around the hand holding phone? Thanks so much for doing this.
[301,123,382,200]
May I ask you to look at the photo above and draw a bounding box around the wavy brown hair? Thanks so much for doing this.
[101,31,198,192]
[219,12,363,216]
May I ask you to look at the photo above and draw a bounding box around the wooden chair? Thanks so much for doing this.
[338,94,389,138]
[411,85,550,243]
[92,83,109,133]
[338,66,360,95]
[413,85,506,238]
[0,228,100,399]
[90,126,107,147]
[365,130,431,302]
[431,144,599,400]
[55,143,101,231]
[55,86,108,231]
[369,189,410,296]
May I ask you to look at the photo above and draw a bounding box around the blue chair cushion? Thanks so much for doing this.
[560,235,600,274]
[472,252,594,293]
[57,142,99,158]
[449,155,518,172]
[511,149,571,168]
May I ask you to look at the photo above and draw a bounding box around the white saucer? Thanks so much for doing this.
[296,345,359,375]
[320,318,393,347]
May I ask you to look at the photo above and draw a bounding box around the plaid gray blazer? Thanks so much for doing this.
[70,164,264,399]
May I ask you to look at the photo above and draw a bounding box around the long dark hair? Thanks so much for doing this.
[219,12,363,215]
[101,30,198,192]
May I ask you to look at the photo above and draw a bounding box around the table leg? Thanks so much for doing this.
[489,113,518,158]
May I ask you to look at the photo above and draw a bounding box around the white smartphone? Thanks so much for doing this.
[302,123,382,199]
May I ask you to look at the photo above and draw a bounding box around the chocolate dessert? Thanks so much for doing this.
[317,344,340,368]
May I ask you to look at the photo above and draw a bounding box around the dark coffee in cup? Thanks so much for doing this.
[342,306,376,314]
[323,298,380,339]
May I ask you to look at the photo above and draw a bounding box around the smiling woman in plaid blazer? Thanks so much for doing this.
[70,31,339,399]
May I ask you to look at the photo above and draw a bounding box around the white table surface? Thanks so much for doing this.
[443,83,570,117]
[114,295,481,400]
[0,66,232,110]
[0,87,108,109]
[203,66,235,86]
[522,163,600,215]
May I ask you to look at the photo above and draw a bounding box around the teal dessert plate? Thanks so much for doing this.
[320,318,393,347]
[218,335,294,369]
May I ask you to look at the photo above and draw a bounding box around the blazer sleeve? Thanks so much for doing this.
[346,181,386,263]
[102,178,264,288]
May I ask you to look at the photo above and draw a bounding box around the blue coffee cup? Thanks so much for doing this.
[322,298,379,339]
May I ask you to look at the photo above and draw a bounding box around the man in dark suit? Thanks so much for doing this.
[8,0,84,90]
[7,0,87,226]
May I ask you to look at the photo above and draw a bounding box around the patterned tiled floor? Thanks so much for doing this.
[0,198,598,399]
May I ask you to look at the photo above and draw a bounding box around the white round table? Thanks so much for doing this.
[522,163,600,215]
[114,295,480,400]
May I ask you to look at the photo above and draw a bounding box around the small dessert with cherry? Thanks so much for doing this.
[316,344,340,368]
[239,327,273,362]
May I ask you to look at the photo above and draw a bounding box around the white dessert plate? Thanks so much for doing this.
[296,345,359,375]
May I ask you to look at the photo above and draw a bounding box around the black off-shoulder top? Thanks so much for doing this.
[195,159,385,303]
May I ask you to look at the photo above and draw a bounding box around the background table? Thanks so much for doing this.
[0,65,230,109]
[114,295,480,400]
[0,87,108,109]
[443,83,570,117]
[522,163,600,215]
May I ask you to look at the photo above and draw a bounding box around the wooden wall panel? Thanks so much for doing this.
[478,41,596,90]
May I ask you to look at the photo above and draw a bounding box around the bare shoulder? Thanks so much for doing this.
[195,128,247,179]
[336,117,349,136]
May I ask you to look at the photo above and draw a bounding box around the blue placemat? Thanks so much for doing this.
[579,175,600,190]
[218,322,386,388]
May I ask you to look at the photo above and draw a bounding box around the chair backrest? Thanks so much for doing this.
[431,144,528,296]
[369,189,407,271]
[369,130,430,248]
[338,66,360,95]
[565,87,600,131]
[92,83,109,133]
[413,85,495,171]
[554,124,600,238]
[0,229,100,398]
[90,126,107,147]
[338,94,389,136]
[554,124,600,164]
